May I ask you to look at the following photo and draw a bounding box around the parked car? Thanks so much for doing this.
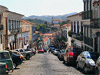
[31,48,36,55]
[49,45,56,53]
[12,50,25,61]
[24,48,33,57]
[0,62,7,74]
[0,50,13,71]
[38,49,44,53]
[49,45,55,49]
[63,47,82,65]
[95,56,100,74]
[58,49,65,60]
[12,53,23,69]
[16,49,33,60]
[50,48,55,53]
[76,51,99,74]
[53,49,60,55]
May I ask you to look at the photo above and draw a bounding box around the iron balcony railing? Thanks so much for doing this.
[82,10,93,20]
[68,31,83,41]
[83,36,93,47]
[91,18,100,28]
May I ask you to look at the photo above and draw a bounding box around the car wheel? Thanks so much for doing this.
[66,58,70,65]
[63,60,65,64]
[83,65,87,74]
[13,63,16,69]
[26,55,30,60]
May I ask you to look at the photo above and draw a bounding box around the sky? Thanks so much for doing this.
[0,0,83,17]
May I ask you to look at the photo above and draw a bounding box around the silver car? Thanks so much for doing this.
[76,51,99,74]
[15,48,33,60]
[95,56,100,75]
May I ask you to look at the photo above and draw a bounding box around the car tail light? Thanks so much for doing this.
[69,52,74,58]
[90,66,93,69]
[5,65,7,69]
[62,54,64,56]
[20,56,21,59]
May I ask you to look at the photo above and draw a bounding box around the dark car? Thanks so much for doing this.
[0,63,7,74]
[63,47,82,65]
[58,49,65,60]
[76,51,99,74]
[53,49,60,55]
[0,50,13,71]
[49,45,57,53]
[12,53,22,69]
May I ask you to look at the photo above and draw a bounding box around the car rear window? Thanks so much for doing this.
[0,52,10,60]
[20,50,23,52]
[25,49,31,51]
[68,47,81,53]
[16,50,19,52]
[61,50,65,53]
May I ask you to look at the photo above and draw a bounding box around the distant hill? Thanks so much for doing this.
[26,19,46,25]
[24,12,77,22]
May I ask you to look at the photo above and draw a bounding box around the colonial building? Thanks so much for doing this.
[3,11,23,50]
[82,0,94,51]
[90,0,100,53]
[21,20,39,48]
[21,20,30,48]
[0,5,23,50]
[0,5,6,49]
[67,12,83,49]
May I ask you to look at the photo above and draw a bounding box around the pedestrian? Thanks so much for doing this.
[5,47,12,57]
[48,48,51,53]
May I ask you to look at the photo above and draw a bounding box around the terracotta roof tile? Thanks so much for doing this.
[21,20,36,27]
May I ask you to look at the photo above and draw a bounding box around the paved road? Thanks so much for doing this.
[9,53,83,75]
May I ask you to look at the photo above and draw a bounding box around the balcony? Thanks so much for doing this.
[84,36,93,47]
[68,31,83,41]
[82,10,93,20]
[90,18,100,28]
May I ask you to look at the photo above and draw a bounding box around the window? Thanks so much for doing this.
[94,6,98,18]
[12,20,14,30]
[25,49,31,51]
[0,52,10,60]
[19,50,23,52]
[9,20,11,30]
[74,21,76,32]
[71,22,73,32]
[88,0,90,10]
[77,21,79,33]
[15,20,16,29]
[26,26,30,31]
[87,27,88,37]
[85,1,87,11]
[1,35,2,44]
[18,21,20,28]
[81,22,83,33]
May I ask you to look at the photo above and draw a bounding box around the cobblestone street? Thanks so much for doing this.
[9,53,83,75]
